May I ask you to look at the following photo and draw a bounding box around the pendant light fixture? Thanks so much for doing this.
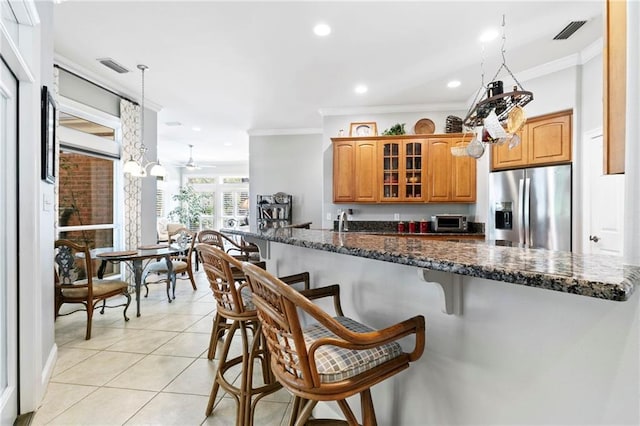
[123,64,167,177]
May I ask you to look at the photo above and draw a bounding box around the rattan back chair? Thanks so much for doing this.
[54,239,131,340]
[198,229,259,261]
[242,261,426,426]
[197,244,283,424]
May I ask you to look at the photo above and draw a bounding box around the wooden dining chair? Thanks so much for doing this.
[54,239,131,340]
[142,228,197,300]
[242,262,426,426]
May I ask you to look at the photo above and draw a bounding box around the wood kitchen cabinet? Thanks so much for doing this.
[491,109,572,171]
[604,0,626,174]
[379,139,426,202]
[332,134,476,204]
[332,139,378,202]
[426,135,476,202]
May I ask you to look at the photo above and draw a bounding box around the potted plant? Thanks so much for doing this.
[382,123,406,135]
[168,185,206,231]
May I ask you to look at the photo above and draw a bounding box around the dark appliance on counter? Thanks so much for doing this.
[489,164,571,250]
[431,214,468,232]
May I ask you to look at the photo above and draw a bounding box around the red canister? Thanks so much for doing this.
[419,220,428,233]
[408,221,416,233]
[397,222,405,233]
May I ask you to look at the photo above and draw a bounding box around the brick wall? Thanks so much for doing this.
[58,152,114,248]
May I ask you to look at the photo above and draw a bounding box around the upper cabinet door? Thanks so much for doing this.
[451,137,477,202]
[403,141,426,202]
[380,141,401,201]
[333,140,355,202]
[354,140,378,202]
[491,127,527,170]
[426,138,452,202]
[527,112,571,166]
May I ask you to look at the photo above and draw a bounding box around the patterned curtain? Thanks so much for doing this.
[120,99,142,251]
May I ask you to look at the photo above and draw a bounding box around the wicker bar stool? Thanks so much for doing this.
[242,262,426,426]
[198,244,310,425]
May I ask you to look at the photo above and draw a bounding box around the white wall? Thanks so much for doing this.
[249,134,323,228]
[266,242,640,425]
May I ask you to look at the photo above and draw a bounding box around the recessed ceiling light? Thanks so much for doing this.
[192,126,201,132]
[354,84,368,94]
[479,28,499,43]
[223,142,232,146]
[447,80,461,88]
[313,23,331,37]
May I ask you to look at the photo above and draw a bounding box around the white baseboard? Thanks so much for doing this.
[38,344,58,407]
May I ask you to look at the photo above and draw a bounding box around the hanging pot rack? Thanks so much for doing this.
[462,15,534,130]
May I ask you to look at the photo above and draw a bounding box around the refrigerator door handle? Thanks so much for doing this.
[523,177,531,247]
[518,178,525,245]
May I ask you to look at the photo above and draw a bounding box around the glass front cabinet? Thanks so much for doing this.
[379,139,426,202]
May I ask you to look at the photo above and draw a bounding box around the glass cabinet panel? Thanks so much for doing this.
[382,142,400,199]
[404,142,422,199]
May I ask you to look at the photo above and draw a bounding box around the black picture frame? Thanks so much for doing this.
[41,85,56,184]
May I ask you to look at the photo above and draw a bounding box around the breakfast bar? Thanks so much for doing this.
[224,227,640,425]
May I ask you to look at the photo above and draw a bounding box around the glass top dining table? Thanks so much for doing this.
[93,244,184,317]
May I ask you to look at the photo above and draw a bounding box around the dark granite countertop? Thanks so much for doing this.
[223,227,639,302]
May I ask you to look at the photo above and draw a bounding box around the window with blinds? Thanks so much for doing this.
[156,189,164,217]
[221,190,249,226]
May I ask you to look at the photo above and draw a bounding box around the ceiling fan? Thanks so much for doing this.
[182,144,217,170]
[184,144,199,170]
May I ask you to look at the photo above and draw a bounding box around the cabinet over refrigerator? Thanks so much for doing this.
[489,164,571,251]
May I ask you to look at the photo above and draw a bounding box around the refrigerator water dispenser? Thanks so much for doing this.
[494,202,512,230]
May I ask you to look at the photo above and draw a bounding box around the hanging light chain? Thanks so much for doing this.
[137,64,148,157]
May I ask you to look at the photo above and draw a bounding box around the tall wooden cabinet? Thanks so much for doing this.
[332,134,476,204]
[491,110,572,171]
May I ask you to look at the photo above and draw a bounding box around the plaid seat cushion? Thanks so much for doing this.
[302,316,403,383]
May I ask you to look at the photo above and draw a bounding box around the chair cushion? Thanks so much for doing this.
[146,259,188,274]
[62,279,128,298]
[302,316,403,383]
[239,285,255,311]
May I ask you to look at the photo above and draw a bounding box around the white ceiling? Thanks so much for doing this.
[53,1,603,168]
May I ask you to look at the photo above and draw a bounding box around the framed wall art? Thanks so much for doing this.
[41,85,56,184]
[349,122,377,137]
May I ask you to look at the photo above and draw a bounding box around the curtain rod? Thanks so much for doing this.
[54,64,138,106]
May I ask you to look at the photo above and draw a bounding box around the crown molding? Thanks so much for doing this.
[319,102,466,117]
[248,128,323,136]
[580,38,603,64]
[54,53,163,112]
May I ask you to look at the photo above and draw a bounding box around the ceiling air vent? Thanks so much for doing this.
[97,58,130,74]
[553,21,587,40]
[165,121,183,127]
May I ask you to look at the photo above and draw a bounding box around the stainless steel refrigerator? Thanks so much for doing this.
[488,164,572,250]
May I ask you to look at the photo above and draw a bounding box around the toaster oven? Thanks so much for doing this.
[431,215,468,232]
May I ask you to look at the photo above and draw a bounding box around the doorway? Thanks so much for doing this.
[0,56,19,425]
[582,128,624,256]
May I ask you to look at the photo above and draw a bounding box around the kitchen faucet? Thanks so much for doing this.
[338,210,349,232]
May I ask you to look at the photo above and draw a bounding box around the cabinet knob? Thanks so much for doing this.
[589,235,600,243]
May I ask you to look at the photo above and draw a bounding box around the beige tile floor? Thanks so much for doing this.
[34,270,294,426]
